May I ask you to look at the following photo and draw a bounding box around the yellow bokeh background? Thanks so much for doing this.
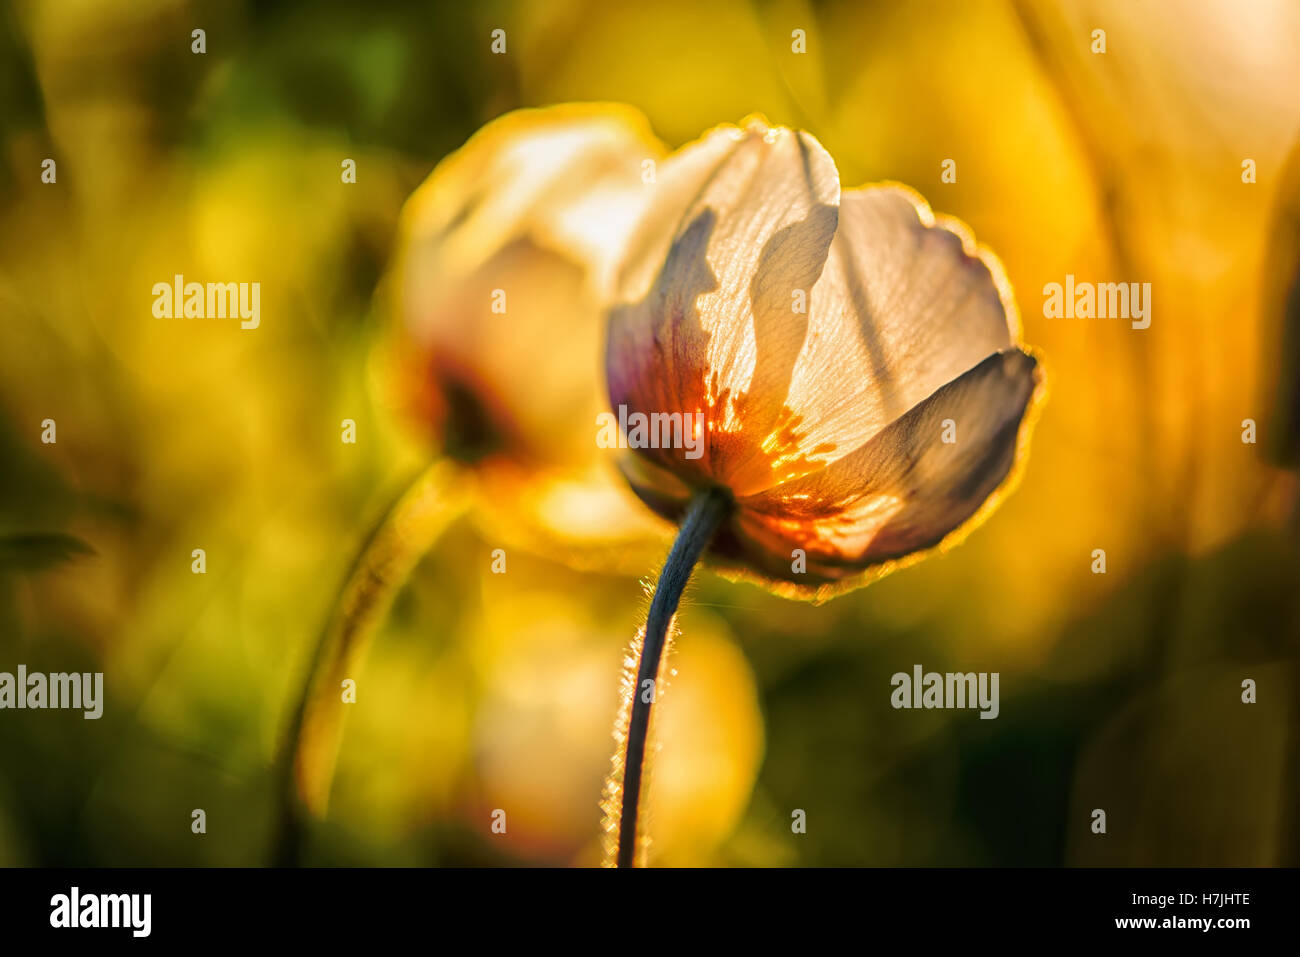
[0,0,1297,865]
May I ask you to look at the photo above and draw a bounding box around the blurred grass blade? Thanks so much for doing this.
[1261,135,1300,471]
[0,532,95,570]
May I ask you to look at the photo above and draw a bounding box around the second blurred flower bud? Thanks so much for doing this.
[383,103,674,561]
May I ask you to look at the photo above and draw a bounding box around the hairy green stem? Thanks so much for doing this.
[617,486,731,867]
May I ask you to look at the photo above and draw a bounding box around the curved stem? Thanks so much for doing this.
[273,460,467,864]
[616,486,731,867]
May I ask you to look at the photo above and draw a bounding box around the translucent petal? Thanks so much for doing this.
[775,186,1017,478]
[731,349,1041,580]
[607,119,841,489]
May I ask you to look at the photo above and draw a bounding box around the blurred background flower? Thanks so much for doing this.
[0,0,1297,866]
[382,102,671,565]
[284,103,672,832]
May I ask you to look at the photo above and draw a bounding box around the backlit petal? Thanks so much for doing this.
[607,119,841,488]
[771,186,1017,483]
[729,348,1041,582]
[399,103,662,300]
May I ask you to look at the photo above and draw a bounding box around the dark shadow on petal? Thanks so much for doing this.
[609,196,846,497]
[606,209,720,483]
